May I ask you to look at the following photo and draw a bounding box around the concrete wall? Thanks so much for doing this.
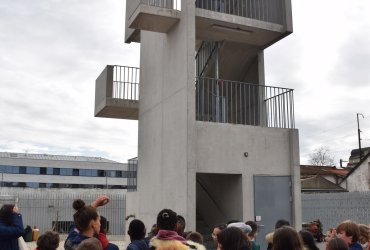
[302,191,370,232]
[131,0,197,231]
[195,122,301,227]
[343,159,370,191]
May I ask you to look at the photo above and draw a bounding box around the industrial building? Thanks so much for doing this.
[0,152,131,234]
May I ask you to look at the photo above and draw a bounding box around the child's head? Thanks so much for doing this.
[336,220,360,245]
[36,231,60,250]
[128,219,146,241]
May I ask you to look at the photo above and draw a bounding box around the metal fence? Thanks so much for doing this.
[112,65,140,101]
[127,157,138,192]
[195,41,218,77]
[302,192,370,232]
[140,0,180,10]
[196,77,295,128]
[0,189,126,234]
[195,0,285,25]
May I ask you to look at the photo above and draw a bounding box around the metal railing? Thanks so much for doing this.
[112,66,140,101]
[196,77,295,129]
[195,0,285,25]
[127,157,138,192]
[140,0,180,10]
[195,41,218,77]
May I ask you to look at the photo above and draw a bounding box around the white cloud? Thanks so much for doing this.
[0,0,369,166]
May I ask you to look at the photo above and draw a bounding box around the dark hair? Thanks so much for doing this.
[0,204,15,225]
[177,215,186,226]
[186,231,204,244]
[245,221,258,237]
[336,220,360,243]
[100,216,107,232]
[275,219,290,229]
[128,219,146,240]
[272,226,304,250]
[156,209,177,231]
[216,224,227,230]
[327,237,349,250]
[299,230,319,250]
[37,231,60,250]
[217,227,250,250]
[72,199,99,232]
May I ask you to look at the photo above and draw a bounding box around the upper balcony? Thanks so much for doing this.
[94,66,294,128]
[125,0,181,43]
[94,65,139,120]
[195,0,292,47]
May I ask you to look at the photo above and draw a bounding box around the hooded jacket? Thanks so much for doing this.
[64,228,89,250]
[0,213,24,250]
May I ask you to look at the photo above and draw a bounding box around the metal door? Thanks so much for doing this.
[254,176,292,250]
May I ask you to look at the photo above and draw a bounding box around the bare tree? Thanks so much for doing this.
[309,146,335,166]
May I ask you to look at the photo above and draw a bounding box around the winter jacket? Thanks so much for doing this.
[349,242,363,250]
[150,230,206,250]
[0,213,24,250]
[64,228,89,250]
[126,239,149,250]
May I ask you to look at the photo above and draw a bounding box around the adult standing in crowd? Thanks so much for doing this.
[0,204,24,250]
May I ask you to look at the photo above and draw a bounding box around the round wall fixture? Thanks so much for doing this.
[244,152,248,157]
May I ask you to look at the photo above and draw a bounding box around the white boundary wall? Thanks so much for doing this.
[0,188,126,235]
[302,191,370,231]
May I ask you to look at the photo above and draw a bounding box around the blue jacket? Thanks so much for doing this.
[0,214,24,250]
[349,242,363,250]
[126,239,149,250]
[64,227,119,250]
[64,228,89,250]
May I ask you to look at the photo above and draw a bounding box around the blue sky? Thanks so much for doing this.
[0,0,369,165]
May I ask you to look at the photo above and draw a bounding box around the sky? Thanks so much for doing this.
[0,0,369,166]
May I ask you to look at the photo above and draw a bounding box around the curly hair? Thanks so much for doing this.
[37,231,60,250]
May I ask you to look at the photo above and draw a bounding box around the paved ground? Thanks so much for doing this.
[317,241,327,250]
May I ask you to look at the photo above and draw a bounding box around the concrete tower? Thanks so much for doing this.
[95,1,300,247]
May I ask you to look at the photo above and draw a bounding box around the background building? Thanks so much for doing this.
[0,152,129,189]
[0,152,131,234]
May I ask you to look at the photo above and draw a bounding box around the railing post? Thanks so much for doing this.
[106,65,114,98]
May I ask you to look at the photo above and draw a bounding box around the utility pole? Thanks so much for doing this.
[357,113,364,161]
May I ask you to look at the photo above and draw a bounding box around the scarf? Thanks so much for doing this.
[156,230,187,244]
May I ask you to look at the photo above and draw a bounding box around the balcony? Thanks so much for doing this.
[195,0,292,47]
[127,0,181,35]
[196,77,295,129]
[95,65,139,120]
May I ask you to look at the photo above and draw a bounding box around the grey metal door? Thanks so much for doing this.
[254,176,292,250]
